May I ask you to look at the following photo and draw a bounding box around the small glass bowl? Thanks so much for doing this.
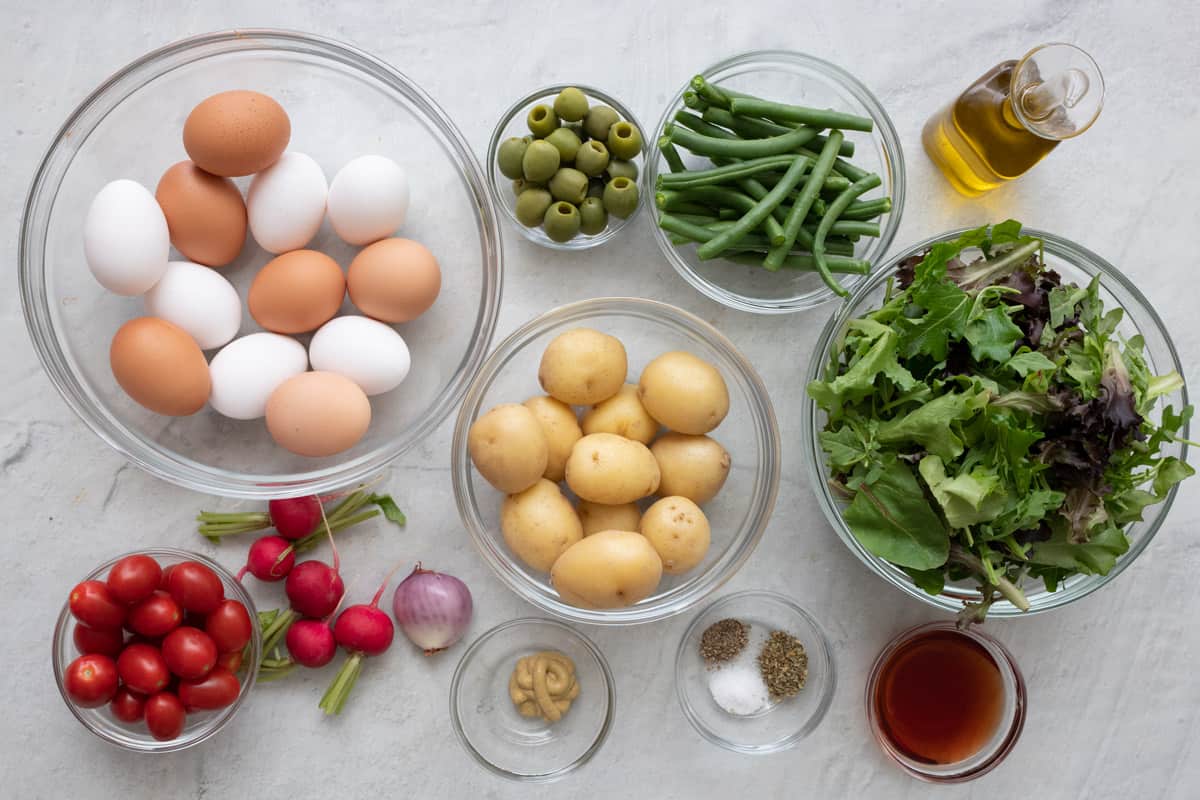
[648,50,905,313]
[451,297,781,625]
[449,618,614,782]
[486,84,650,250]
[51,547,261,753]
[804,229,1189,616]
[866,622,1026,782]
[675,591,835,753]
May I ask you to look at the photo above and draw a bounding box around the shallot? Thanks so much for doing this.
[391,565,472,655]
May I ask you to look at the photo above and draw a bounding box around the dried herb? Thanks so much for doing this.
[699,618,749,664]
[758,630,808,699]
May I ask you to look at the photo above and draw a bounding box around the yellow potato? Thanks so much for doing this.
[581,384,659,444]
[576,499,642,536]
[467,403,548,494]
[523,395,582,482]
[550,530,663,609]
[640,496,711,574]
[650,433,731,505]
[564,432,660,504]
[638,351,729,435]
[501,479,584,572]
[538,328,627,405]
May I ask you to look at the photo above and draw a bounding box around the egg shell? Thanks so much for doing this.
[347,238,441,323]
[266,371,371,457]
[155,160,247,266]
[248,250,346,334]
[326,154,410,246]
[246,152,328,254]
[110,317,211,416]
[308,316,411,396]
[208,332,308,420]
[183,90,291,177]
[143,261,242,350]
[83,179,169,295]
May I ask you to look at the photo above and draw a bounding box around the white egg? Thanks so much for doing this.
[308,315,411,396]
[246,152,328,254]
[326,154,410,246]
[143,261,242,350]
[209,333,309,420]
[83,179,169,295]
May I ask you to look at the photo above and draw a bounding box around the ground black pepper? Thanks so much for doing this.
[699,618,749,664]
[758,629,808,699]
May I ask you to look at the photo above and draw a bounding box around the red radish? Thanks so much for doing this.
[285,619,338,668]
[69,580,126,630]
[73,624,125,657]
[239,535,294,582]
[285,561,345,619]
[268,496,323,540]
[319,565,401,715]
[196,489,365,540]
[110,686,146,723]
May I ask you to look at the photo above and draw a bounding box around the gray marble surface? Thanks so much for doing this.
[5,1,1199,797]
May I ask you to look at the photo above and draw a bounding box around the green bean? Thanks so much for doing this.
[671,218,855,256]
[666,123,818,160]
[701,107,857,158]
[765,131,843,273]
[659,139,687,173]
[659,185,785,243]
[682,90,709,111]
[728,96,873,132]
[658,155,800,189]
[718,207,739,220]
[672,110,738,140]
[690,75,732,108]
[813,173,882,295]
[840,197,892,220]
[803,219,880,237]
[697,155,810,259]
[727,252,870,274]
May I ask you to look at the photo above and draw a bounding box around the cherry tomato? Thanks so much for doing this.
[68,580,126,629]
[117,643,171,695]
[161,627,218,680]
[63,654,119,708]
[109,686,146,723]
[127,591,182,637]
[216,650,243,672]
[178,668,240,711]
[106,554,162,605]
[144,692,186,741]
[159,563,177,589]
[73,623,125,657]
[205,599,253,653]
[165,561,224,615]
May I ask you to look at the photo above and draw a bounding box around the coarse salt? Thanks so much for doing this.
[708,662,770,716]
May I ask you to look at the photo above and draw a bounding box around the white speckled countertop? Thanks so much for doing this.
[5,1,1200,797]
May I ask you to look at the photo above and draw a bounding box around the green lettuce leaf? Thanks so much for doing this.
[918,455,1008,528]
[877,391,987,460]
[843,461,950,570]
[1004,350,1057,377]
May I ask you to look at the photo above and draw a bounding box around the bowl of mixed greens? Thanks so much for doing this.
[804,222,1193,622]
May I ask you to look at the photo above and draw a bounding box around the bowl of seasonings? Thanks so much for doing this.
[674,590,834,753]
[449,618,615,782]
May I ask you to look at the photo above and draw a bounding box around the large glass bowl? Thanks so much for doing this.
[52,548,261,753]
[19,29,503,498]
[648,50,905,314]
[451,298,781,625]
[803,229,1190,616]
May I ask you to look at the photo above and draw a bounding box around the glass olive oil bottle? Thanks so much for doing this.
[923,43,1104,196]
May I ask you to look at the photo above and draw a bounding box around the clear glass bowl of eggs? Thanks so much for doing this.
[19,29,502,497]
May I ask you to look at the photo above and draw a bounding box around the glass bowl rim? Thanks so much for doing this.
[447,616,615,782]
[451,296,782,625]
[18,27,504,499]
[647,48,907,314]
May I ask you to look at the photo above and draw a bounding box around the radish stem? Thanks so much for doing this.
[318,653,363,715]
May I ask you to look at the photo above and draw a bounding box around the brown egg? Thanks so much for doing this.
[248,250,346,334]
[347,238,441,323]
[182,90,291,177]
[265,371,371,457]
[155,160,247,266]
[110,317,211,416]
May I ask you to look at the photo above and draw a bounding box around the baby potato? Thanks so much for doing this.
[550,530,663,609]
[581,383,659,444]
[640,496,711,574]
[638,351,729,435]
[523,395,582,482]
[467,403,549,494]
[651,433,731,505]
[501,479,584,572]
[565,433,660,505]
[538,328,627,405]
[577,499,642,536]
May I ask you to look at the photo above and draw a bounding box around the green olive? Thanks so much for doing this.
[574,140,611,177]
[527,104,559,138]
[553,87,589,123]
[511,178,544,195]
[548,168,588,205]
[583,105,620,141]
[522,140,561,183]
[579,197,608,235]
[543,202,582,242]
[605,159,638,182]
[587,179,605,199]
[497,137,528,180]
[602,177,639,219]
[545,127,582,163]
[515,188,553,227]
[606,121,643,161]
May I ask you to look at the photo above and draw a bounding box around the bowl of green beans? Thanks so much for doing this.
[487,85,650,250]
[649,50,905,313]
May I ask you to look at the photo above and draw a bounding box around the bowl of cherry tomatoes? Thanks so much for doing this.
[52,547,260,752]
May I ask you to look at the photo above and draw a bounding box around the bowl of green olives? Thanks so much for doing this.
[487,85,649,250]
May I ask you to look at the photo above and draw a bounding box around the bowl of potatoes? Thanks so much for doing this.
[451,297,781,625]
